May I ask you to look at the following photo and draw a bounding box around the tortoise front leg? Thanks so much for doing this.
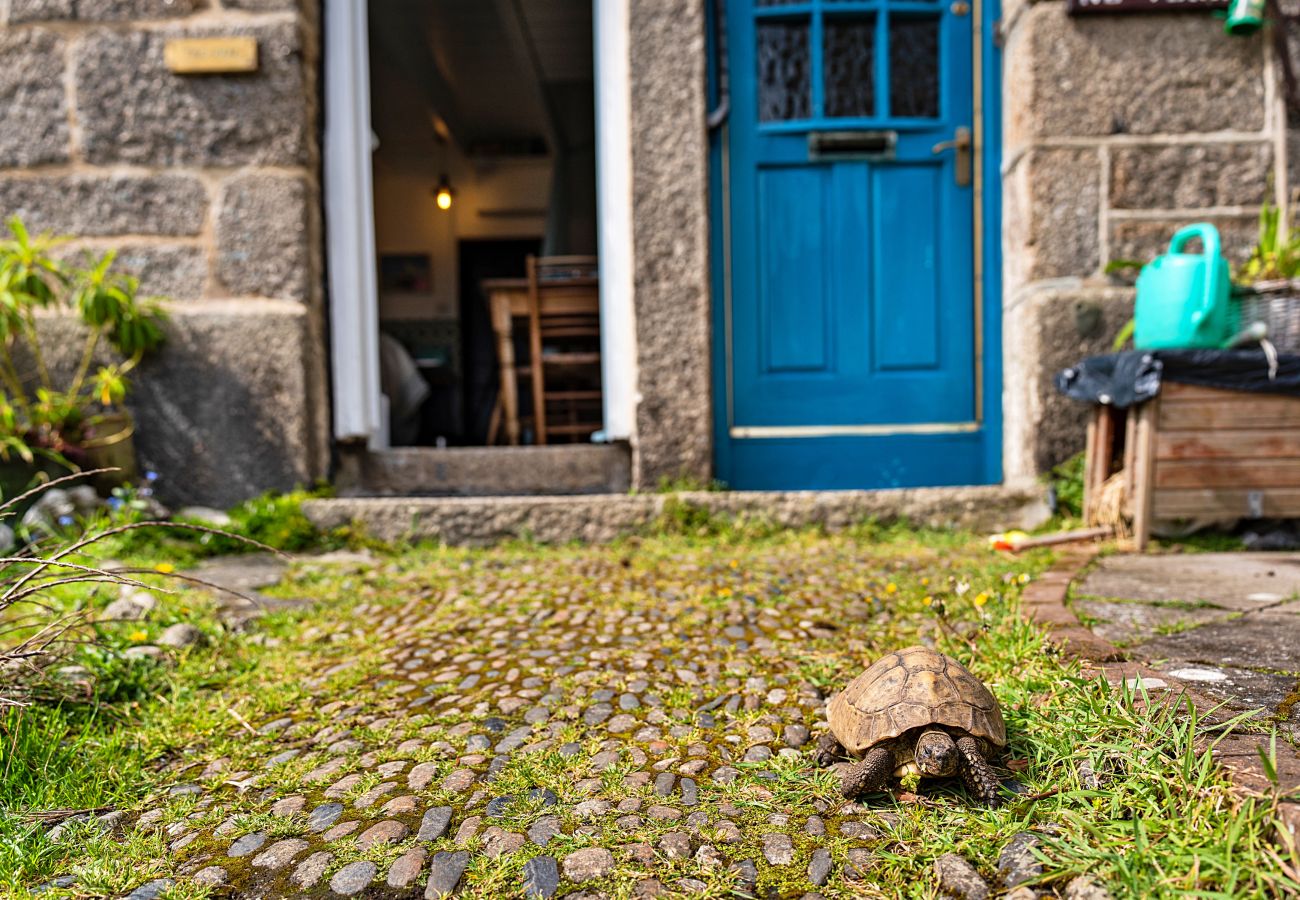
[840,745,894,799]
[815,733,846,767]
[956,736,1001,807]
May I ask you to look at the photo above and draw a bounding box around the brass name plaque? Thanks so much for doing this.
[164,37,259,75]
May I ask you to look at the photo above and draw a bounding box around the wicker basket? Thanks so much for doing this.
[1237,280,1300,351]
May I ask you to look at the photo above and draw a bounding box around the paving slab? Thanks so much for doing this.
[1077,552,1300,611]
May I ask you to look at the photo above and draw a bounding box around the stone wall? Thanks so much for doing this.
[0,0,330,507]
[1002,3,1285,479]
[0,0,328,508]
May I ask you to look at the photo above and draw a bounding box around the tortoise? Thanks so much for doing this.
[815,645,1006,806]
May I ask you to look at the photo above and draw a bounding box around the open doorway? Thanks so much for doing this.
[367,0,599,449]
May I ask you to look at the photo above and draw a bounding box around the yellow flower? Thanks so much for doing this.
[973,592,990,607]
[923,596,933,607]
[718,587,733,598]
[728,559,739,569]
[885,583,898,594]
[920,577,930,587]
[1017,573,1031,585]
[128,629,148,642]
[155,562,175,574]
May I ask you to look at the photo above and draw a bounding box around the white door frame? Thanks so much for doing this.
[324,0,385,448]
[324,0,637,448]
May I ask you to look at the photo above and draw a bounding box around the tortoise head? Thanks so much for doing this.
[915,729,958,777]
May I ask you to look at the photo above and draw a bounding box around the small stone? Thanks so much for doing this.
[634,877,665,898]
[695,844,724,868]
[482,827,526,858]
[734,859,758,891]
[712,766,739,784]
[125,879,172,900]
[680,777,698,806]
[574,799,611,819]
[192,867,227,887]
[784,724,811,747]
[442,768,476,792]
[292,852,332,889]
[1006,888,1038,900]
[715,820,743,843]
[528,814,562,846]
[252,838,308,869]
[409,761,441,790]
[660,831,692,859]
[1064,876,1115,900]
[647,804,682,821]
[808,848,832,886]
[624,841,656,864]
[357,820,409,849]
[744,745,772,763]
[839,821,881,841]
[466,734,492,752]
[419,806,453,840]
[844,848,874,879]
[321,820,360,841]
[157,623,203,648]
[454,815,482,844]
[388,848,428,888]
[998,832,1044,888]
[563,847,616,882]
[425,850,470,898]
[619,693,641,710]
[805,815,826,836]
[486,795,516,817]
[228,831,267,857]
[935,853,990,900]
[330,860,376,895]
[763,833,794,865]
[271,795,306,817]
[528,787,559,807]
[654,772,676,796]
[523,854,560,898]
[354,781,397,808]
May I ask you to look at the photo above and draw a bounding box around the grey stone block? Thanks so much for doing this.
[216,174,309,300]
[1110,143,1273,210]
[3,0,73,22]
[0,174,207,237]
[1006,147,1101,281]
[57,244,207,300]
[0,30,69,166]
[629,0,712,489]
[1109,216,1259,268]
[1007,6,1265,142]
[75,0,201,19]
[33,303,327,509]
[74,23,308,167]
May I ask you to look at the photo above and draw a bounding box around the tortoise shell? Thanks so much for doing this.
[828,646,1006,755]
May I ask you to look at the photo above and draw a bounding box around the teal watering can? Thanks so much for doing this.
[1134,223,1236,350]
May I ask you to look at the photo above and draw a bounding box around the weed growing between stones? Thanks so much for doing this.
[1,524,1295,898]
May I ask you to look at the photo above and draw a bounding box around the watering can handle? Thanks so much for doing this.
[1168,223,1222,325]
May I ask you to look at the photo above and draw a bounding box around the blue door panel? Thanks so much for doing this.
[874,163,940,371]
[760,167,829,373]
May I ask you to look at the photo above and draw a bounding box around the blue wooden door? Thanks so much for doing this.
[713,0,998,490]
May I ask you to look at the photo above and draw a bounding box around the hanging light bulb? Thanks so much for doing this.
[433,173,454,211]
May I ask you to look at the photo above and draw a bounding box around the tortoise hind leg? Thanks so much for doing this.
[840,746,894,799]
[815,733,846,767]
[956,736,1001,807]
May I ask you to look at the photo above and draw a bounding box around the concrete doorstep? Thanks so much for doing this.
[302,484,1052,546]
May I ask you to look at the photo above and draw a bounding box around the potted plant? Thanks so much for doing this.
[0,217,166,500]
[1236,204,1300,350]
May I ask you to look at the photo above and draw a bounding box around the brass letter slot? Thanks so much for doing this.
[808,130,897,162]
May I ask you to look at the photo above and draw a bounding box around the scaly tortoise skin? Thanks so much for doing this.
[815,646,1007,806]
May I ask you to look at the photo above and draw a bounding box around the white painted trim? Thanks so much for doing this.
[594,0,638,442]
[324,0,386,448]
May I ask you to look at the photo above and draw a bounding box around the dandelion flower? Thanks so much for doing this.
[923,596,933,607]
[155,562,175,574]
[1018,573,1031,585]
[128,629,148,642]
[920,577,930,587]
[974,592,990,607]
[885,583,898,594]
[729,559,739,569]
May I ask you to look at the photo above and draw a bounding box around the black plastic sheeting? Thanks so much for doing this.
[1055,349,1300,408]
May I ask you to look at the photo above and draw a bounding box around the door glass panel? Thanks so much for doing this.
[757,20,811,122]
[888,16,940,118]
[824,17,875,118]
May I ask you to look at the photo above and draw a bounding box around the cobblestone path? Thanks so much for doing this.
[99,536,1044,899]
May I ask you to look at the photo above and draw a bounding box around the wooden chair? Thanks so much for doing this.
[524,255,601,444]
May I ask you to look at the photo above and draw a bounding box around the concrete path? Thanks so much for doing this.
[1074,552,1300,742]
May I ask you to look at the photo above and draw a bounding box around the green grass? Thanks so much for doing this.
[1,515,1296,898]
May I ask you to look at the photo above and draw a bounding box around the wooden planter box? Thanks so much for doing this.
[1084,382,1300,550]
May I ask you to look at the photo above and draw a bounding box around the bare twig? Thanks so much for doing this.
[0,467,120,517]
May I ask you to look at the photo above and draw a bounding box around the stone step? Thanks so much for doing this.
[335,445,631,498]
[303,484,1050,546]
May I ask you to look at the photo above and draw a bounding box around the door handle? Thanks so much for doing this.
[932,127,972,187]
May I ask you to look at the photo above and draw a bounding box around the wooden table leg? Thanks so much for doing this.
[489,295,520,446]
[1131,399,1158,552]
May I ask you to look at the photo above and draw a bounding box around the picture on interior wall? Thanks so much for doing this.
[379,254,433,293]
